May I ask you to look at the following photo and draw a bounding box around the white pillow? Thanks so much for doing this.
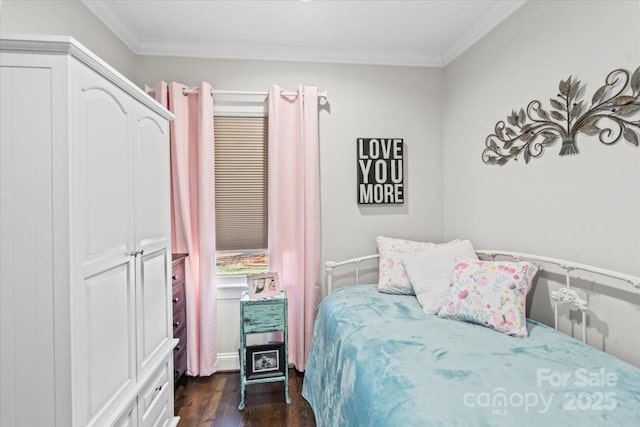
[402,239,478,314]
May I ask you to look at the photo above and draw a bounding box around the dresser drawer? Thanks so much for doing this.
[174,347,187,383]
[171,261,184,285]
[173,326,187,382]
[173,306,186,336]
[174,324,187,355]
[242,300,286,333]
[172,281,185,312]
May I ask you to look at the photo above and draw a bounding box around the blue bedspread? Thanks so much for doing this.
[302,285,640,426]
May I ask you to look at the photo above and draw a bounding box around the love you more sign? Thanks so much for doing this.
[357,138,404,204]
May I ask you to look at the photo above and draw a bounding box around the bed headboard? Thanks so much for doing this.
[324,250,640,346]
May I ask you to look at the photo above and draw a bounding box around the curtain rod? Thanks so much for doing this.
[144,85,327,99]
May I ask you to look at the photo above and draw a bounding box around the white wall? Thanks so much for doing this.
[0,0,137,79]
[443,0,640,365]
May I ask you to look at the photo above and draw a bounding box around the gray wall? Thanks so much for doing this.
[442,0,640,365]
[0,0,137,79]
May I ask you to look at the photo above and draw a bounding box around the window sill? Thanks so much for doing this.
[216,274,249,289]
[216,276,248,299]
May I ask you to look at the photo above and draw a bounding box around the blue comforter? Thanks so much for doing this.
[302,285,640,426]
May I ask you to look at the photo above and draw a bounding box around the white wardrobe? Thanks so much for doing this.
[0,35,178,427]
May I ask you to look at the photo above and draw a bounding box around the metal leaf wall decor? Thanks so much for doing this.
[482,67,640,165]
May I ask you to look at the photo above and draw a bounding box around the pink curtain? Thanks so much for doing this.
[155,81,218,376]
[268,85,321,371]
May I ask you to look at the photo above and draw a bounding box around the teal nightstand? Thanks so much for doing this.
[238,290,291,410]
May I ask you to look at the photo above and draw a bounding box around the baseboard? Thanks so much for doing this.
[217,351,240,371]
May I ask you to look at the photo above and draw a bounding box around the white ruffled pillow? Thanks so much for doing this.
[402,239,478,314]
[376,236,435,295]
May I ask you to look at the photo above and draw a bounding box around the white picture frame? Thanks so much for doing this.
[247,272,280,299]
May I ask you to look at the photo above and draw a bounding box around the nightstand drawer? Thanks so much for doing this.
[242,301,285,333]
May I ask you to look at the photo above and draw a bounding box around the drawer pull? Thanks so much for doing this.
[145,383,163,410]
[173,297,180,304]
[172,274,177,280]
[174,321,180,328]
[175,344,181,351]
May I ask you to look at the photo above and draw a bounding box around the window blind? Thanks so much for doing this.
[214,116,268,251]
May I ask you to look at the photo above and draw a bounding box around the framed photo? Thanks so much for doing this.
[247,272,280,299]
[246,343,285,379]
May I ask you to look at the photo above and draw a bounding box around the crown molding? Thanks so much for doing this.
[136,38,444,67]
[81,0,140,53]
[82,0,525,67]
[440,0,527,66]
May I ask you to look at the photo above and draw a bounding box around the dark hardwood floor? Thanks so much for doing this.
[174,369,317,427]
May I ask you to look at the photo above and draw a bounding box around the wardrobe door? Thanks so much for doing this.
[71,62,137,426]
[134,106,172,375]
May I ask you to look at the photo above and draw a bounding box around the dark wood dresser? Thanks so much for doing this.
[172,253,188,388]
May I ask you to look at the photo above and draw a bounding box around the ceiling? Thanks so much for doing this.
[82,0,527,66]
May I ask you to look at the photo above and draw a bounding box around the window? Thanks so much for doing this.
[214,115,268,275]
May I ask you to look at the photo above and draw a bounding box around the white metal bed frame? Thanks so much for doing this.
[325,250,640,345]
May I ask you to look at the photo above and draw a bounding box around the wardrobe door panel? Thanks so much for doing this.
[83,262,136,425]
[137,249,171,374]
[73,63,134,277]
[134,111,170,253]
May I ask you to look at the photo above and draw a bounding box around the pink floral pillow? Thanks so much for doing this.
[376,236,436,294]
[437,260,538,337]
